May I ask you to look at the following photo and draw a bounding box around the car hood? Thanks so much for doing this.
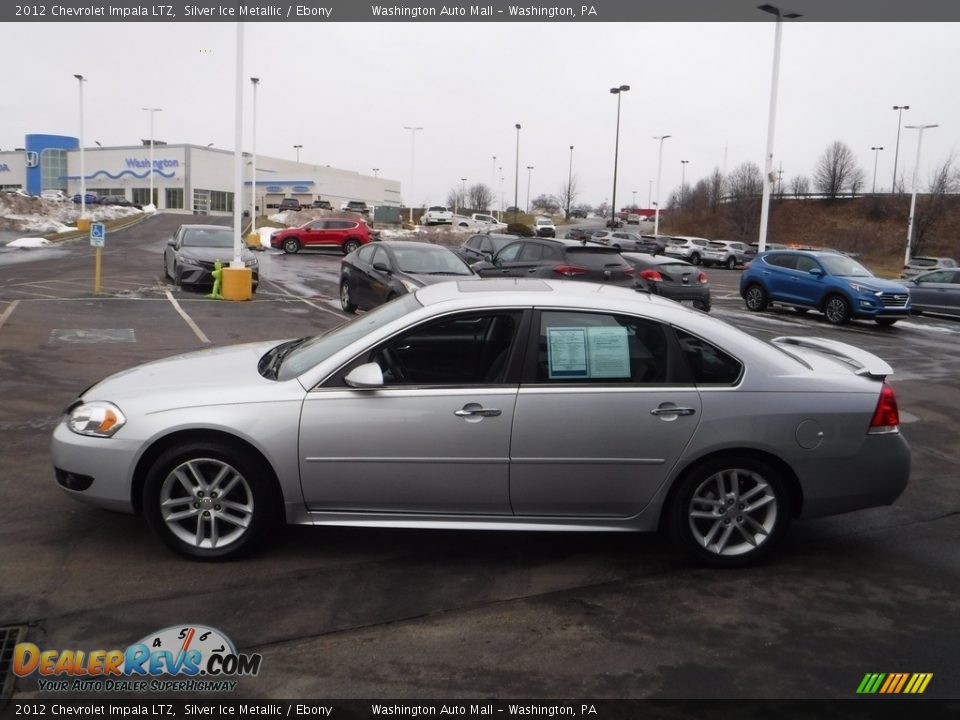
[83,340,283,403]
[840,276,910,293]
[180,246,256,264]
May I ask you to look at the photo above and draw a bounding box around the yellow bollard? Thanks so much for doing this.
[245,232,261,249]
[222,266,253,301]
[77,217,92,232]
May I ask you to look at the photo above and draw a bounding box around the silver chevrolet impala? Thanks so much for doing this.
[51,279,910,566]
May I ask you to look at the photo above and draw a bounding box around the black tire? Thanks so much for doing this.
[163,253,171,280]
[690,252,701,266]
[725,256,737,270]
[668,454,792,568]
[340,279,357,313]
[282,237,300,254]
[343,238,361,255]
[823,294,851,325]
[875,318,898,326]
[744,284,768,312]
[142,440,277,560]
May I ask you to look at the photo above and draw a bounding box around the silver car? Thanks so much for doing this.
[51,279,910,567]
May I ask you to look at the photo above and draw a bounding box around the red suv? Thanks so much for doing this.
[270,219,373,255]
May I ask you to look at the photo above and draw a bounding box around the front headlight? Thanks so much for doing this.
[245,257,258,268]
[67,401,126,438]
[849,282,879,294]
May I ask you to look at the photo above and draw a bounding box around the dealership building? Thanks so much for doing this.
[0,134,401,214]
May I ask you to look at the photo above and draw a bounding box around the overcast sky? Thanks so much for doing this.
[4,20,958,209]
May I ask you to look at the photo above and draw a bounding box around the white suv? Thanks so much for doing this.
[664,236,711,265]
[702,240,749,269]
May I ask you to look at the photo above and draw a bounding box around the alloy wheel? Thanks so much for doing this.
[687,468,778,557]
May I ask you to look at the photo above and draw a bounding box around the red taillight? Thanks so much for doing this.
[553,264,589,277]
[697,272,708,284]
[868,383,900,434]
[640,269,663,283]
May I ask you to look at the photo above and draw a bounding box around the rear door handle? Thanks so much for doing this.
[650,406,696,416]
[455,407,502,418]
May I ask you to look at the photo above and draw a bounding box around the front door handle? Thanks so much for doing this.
[650,406,696,416]
[455,406,502,418]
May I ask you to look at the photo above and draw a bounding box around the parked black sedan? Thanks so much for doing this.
[340,240,477,313]
[621,252,711,311]
[454,232,518,265]
[473,238,636,288]
[163,225,260,291]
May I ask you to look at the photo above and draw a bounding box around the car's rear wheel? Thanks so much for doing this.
[282,237,300,254]
[143,441,276,560]
[669,455,791,567]
[340,280,357,313]
[343,238,361,255]
[690,252,701,265]
[875,318,899,326]
[726,256,737,270]
[823,294,851,325]
[744,284,768,311]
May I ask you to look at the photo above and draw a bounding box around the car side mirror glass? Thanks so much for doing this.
[373,261,391,273]
[483,252,494,263]
[809,268,824,277]
[345,362,384,388]
[167,237,177,246]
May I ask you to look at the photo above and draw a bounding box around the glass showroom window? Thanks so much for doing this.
[132,188,158,206]
[209,190,234,213]
[166,188,184,209]
[40,148,68,191]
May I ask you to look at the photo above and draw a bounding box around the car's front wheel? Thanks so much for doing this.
[282,237,300,254]
[744,284,768,312]
[143,440,277,560]
[690,252,701,265]
[726,256,737,270]
[343,238,361,255]
[340,279,357,313]
[823,294,851,325]
[669,455,792,567]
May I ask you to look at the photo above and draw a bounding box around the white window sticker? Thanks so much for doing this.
[547,328,588,378]
[547,326,631,380]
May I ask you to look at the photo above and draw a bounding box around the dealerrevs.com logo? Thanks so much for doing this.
[14,624,261,693]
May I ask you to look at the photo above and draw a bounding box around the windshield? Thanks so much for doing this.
[182,229,234,247]
[277,293,421,381]
[819,254,872,277]
[394,246,473,275]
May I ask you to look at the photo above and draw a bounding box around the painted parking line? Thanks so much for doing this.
[163,289,211,344]
[261,277,350,319]
[0,300,19,333]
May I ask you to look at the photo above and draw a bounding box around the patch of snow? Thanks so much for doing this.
[142,203,157,213]
[4,215,74,234]
[7,237,52,248]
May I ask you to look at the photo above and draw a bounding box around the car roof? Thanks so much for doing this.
[379,240,453,250]
[178,224,232,232]
[621,252,695,266]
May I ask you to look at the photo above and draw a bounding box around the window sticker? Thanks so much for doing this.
[547,326,630,379]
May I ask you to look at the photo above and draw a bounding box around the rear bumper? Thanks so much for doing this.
[656,285,711,309]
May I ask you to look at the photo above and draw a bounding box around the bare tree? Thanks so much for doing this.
[557,176,580,220]
[445,186,466,211]
[531,194,561,215]
[814,141,863,200]
[708,167,725,210]
[468,183,493,212]
[724,162,762,239]
[688,178,710,213]
[790,175,810,198]
[910,154,959,255]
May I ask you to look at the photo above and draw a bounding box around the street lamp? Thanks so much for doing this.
[870,146,883,194]
[680,160,689,208]
[456,177,467,214]
[653,135,672,236]
[904,124,938,264]
[498,166,504,220]
[609,84,630,227]
[648,180,652,209]
[632,190,637,208]
[403,125,423,223]
[491,155,496,213]
[566,145,574,219]
[891,105,910,193]
[514,123,521,221]
[250,77,259,236]
[293,144,302,162]
[74,74,87,219]
[756,4,802,253]
[525,166,534,213]
[373,167,379,177]
[142,107,162,209]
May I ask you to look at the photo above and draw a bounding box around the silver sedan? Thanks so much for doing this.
[51,279,910,567]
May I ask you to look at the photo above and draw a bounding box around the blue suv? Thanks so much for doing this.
[740,250,911,326]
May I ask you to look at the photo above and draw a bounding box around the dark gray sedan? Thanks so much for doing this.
[907,268,960,317]
[163,225,259,291]
[623,252,711,311]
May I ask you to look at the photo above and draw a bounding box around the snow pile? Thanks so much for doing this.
[4,215,74,234]
[7,237,52,248]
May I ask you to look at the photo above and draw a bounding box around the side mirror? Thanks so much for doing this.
[373,261,391,273]
[808,268,825,277]
[482,252,493,263]
[344,362,384,388]
[167,237,177,246]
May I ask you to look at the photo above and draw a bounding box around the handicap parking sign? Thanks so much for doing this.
[90,222,105,248]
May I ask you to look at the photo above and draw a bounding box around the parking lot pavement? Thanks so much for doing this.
[2,217,959,699]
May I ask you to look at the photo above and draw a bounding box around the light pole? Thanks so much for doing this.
[647,180,652,209]
[680,160,689,208]
[498,166,504,220]
[74,74,88,220]
[514,123,521,220]
[491,155,496,213]
[609,84,630,227]
[403,125,422,223]
[653,135,671,236]
[293,144,302,162]
[870,146,883,194]
[904,124,937,264]
[456,177,467,214]
[250,77,259,236]
[373,167,379,177]
[757,4,802,253]
[891,105,910,193]
[566,144,574,219]
[525,166,534,213]
[142,107,162,209]
[632,190,637,208]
